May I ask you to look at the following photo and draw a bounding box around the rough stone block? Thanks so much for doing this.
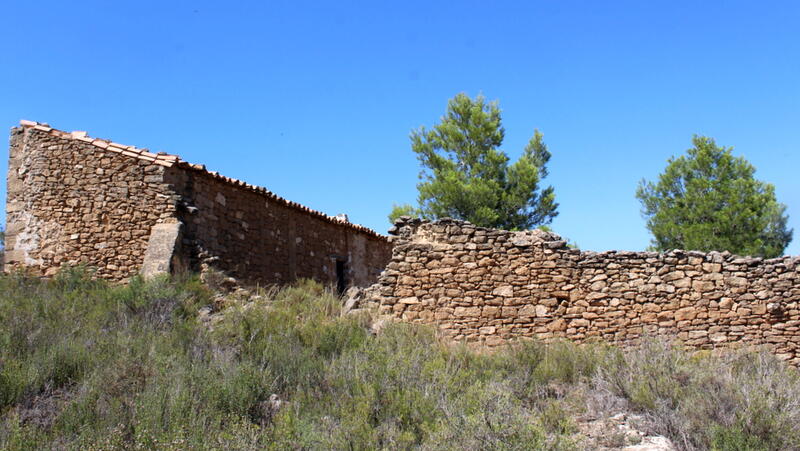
[140,222,184,278]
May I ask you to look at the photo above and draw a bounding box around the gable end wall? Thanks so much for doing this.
[4,127,178,279]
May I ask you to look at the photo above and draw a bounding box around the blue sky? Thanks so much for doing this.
[2,1,799,254]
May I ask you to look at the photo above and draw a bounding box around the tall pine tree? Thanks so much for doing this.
[390,93,558,230]
[636,135,792,257]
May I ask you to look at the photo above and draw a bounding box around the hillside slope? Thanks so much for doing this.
[0,270,798,450]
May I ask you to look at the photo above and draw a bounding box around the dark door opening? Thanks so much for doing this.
[335,260,347,295]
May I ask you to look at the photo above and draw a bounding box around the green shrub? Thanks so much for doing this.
[710,425,771,451]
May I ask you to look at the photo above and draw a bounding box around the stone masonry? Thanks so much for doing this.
[365,217,800,365]
[4,121,392,288]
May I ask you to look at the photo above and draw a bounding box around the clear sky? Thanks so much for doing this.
[2,1,799,254]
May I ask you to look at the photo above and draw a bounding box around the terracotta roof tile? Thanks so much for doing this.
[17,119,386,239]
[121,150,141,158]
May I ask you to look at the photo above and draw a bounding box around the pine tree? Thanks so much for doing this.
[636,135,792,257]
[390,93,558,230]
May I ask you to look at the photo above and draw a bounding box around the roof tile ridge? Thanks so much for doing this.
[18,120,183,164]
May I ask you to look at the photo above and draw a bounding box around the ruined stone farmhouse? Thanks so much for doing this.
[4,120,392,289]
[5,120,800,364]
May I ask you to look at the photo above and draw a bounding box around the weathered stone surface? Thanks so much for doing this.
[493,285,514,297]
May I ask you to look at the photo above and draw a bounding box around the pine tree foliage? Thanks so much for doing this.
[390,93,558,230]
[636,135,792,257]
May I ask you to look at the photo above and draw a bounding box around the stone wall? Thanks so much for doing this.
[4,121,392,287]
[368,218,800,365]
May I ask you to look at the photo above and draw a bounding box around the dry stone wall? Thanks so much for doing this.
[4,122,392,287]
[368,218,800,365]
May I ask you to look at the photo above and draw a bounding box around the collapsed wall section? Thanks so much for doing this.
[369,218,800,365]
[4,126,179,279]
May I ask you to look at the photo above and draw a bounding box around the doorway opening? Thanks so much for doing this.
[335,259,348,295]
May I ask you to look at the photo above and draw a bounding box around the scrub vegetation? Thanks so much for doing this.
[1,270,798,450]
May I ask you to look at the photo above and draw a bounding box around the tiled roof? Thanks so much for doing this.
[17,120,387,239]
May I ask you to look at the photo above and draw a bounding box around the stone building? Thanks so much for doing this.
[4,120,392,289]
